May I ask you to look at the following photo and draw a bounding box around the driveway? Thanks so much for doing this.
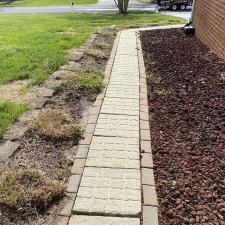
[0,3,153,13]
[0,0,192,21]
[160,7,192,20]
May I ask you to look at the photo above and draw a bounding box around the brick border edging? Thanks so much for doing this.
[136,31,159,225]
[53,31,121,225]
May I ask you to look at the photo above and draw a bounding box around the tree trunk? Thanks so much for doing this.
[117,0,129,13]
[123,0,129,13]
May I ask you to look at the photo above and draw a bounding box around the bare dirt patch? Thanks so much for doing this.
[0,80,38,103]
[141,29,225,225]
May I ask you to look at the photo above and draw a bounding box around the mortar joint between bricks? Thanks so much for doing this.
[137,30,159,225]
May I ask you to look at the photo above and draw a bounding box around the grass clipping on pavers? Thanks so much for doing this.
[32,109,83,138]
[0,169,65,211]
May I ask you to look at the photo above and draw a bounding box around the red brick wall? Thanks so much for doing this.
[193,0,225,61]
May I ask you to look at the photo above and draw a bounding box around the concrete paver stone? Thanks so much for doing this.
[141,153,154,168]
[73,167,141,216]
[142,168,155,186]
[101,98,139,115]
[143,206,159,225]
[75,145,89,159]
[3,122,28,141]
[0,141,20,161]
[105,84,139,99]
[69,215,140,225]
[109,75,139,86]
[67,175,81,193]
[95,114,139,138]
[54,216,69,225]
[86,136,139,169]
[143,185,158,206]
[141,140,152,153]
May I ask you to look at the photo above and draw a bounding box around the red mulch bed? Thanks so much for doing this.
[140,29,225,225]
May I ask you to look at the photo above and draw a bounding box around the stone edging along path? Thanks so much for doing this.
[55,25,183,225]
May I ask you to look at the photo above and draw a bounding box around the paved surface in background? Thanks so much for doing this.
[160,8,191,20]
[0,0,191,20]
[0,3,152,13]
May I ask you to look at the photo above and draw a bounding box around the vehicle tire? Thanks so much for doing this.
[172,4,178,10]
[180,4,186,10]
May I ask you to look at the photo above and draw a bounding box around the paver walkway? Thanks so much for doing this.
[69,29,141,224]
[63,24,182,225]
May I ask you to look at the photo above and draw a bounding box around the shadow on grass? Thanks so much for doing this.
[57,11,184,27]
[0,0,21,6]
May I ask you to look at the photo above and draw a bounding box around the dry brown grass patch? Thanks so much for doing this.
[0,169,65,211]
[0,80,38,103]
[94,42,111,49]
[32,109,83,138]
[84,48,107,59]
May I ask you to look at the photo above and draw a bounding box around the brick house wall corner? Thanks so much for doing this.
[193,0,225,61]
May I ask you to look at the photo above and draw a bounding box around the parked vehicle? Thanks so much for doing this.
[157,0,193,10]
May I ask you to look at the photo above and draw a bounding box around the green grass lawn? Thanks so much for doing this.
[0,12,184,85]
[0,101,26,136]
[0,0,96,7]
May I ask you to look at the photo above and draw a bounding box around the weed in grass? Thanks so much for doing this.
[0,101,27,137]
[58,68,103,100]
[56,153,73,180]
[18,85,29,95]
[32,109,84,138]
[94,42,111,49]
[146,72,161,84]
[0,169,65,211]
[149,61,157,65]
[84,48,107,59]
[58,153,73,169]
[154,85,170,97]
[55,168,71,181]
[71,124,84,137]
[146,72,169,96]
[101,31,116,37]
